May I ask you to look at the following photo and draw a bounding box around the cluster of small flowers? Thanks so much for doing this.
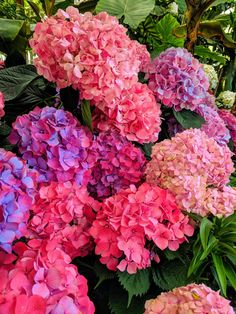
[0,149,38,252]
[146,48,210,111]
[9,106,96,185]
[216,91,236,109]
[28,181,100,259]
[219,109,236,153]
[203,64,218,90]
[0,92,4,118]
[0,239,95,314]
[146,128,236,217]
[88,129,146,199]
[144,283,234,314]
[90,183,194,274]
[30,7,161,143]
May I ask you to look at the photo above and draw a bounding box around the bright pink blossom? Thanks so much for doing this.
[146,48,210,111]
[0,149,38,253]
[144,283,234,314]
[88,129,146,198]
[90,183,194,273]
[0,92,4,118]
[146,128,236,217]
[28,181,100,258]
[218,109,236,153]
[9,106,96,184]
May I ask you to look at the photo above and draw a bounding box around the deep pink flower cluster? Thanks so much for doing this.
[30,6,149,97]
[90,183,194,274]
[93,82,162,143]
[29,181,100,259]
[0,92,4,118]
[88,129,146,198]
[0,149,38,253]
[146,48,210,111]
[9,106,96,184]
[0,239,95,314]
[218,109,236,153]
[146,129,236,217]
[144,283,234,314]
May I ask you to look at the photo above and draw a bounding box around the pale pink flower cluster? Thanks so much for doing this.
[146,48,210,111]
[29,182,100,259]
[218,109,236,153]
[9,106,96,184]
[146,129,236,217]
[90,183,194,274]
[144,283,234,314]
[89,129,146,199]
[0,239,95,314]
[0,92,4,118]
[0,149,38,253]
[93,83,162,143]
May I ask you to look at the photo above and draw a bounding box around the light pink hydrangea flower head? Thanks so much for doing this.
[146,128,236,217]
[146,48,210,111]
[144,283,234,314]
[90,183,194,274]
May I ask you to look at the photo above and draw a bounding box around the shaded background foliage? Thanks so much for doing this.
[0,0,236,313]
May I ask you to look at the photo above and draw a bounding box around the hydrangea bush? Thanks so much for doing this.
[0,4,235,314]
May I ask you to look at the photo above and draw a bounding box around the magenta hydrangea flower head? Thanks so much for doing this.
[90,183,194,274]
[30,6,149,103]
[0,92,4,118]
[29,181,100,258]
[0,149,38,253]
[88,129,146,199]
[146,128,236,217]
[0,239,95,314]
[146,47,210,111]
[218,109,236,153]
[144,283,234,314]
[93,82,162,143]
[9,106,96,185]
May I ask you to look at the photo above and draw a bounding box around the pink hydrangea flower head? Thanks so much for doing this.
[218,109,236,153]
[88,129,146,198]
[144,283,234,314]
[146,128,235,217]
[146,48,210,111]
[0,92,4,118]
[29,181,100,258]
[30,6,149,103]
[9,106,96,185]
[0,239,95,314]
[0,149,38,253]
[94,83,162,143]
[90,183,194,273]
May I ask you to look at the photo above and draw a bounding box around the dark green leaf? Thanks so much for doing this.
[173,109,205,129]
[212,254,227,296]
[0,122,11,137]
[200,218,213,250]
[117,269,150,306]
[194,45,227,65]
[225,262,236,291]
[94,262,115,289]
[0,18,24,41]
[81,100,93,132]
[176,0,186,14]
[200,236,218,260]
[96,0,155,28]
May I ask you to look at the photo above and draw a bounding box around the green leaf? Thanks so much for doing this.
[117,269,150,306]
[152,260,190,290]
[96,0,155,28]
[200,236,218,261]
[0,65,41,101]
[176,0,186,14]
[94,262,115,289]
[225,262,236,292]
[173,109,206,129]
[81,100,93,132]
[212,254,227,296]
[209,0,235,7]
[156,13,184,48]
[0,18,24,41]
[200,218,213,250]
[194,45,227,65]
[0,122,11,137]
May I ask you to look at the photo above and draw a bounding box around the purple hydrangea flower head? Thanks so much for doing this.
[218,109,236,153]
[146,48,210,111]
[0,149,38,252]
[9,106,96,185]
